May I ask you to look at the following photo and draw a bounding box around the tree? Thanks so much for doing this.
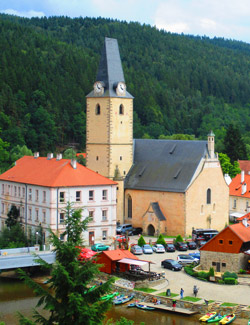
[0,223,28,249]
[5,205,20,228]
[18,202,114,324]
[137,235,146,247]
[218,153,241,178]
[10,144,33,164]
[224,124,248,162]
[156,234,166,246]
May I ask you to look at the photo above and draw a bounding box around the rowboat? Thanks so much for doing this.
[219,314,236,324]
[135,303,155,311]
[199,312,217,322]
[207,314,228,323]
[113,294,134,305]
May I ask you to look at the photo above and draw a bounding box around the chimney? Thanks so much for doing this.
[71,159,77,169]
[207,130,215,159]
[241,170,245,183]
[56,153,62,161]
[34,152,39,159]
[47,153,53,160]
[242,183,247,195]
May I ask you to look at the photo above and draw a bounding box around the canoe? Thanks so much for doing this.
[199,312,217,322]
[100,292,119,301]
[207,315,228,323]
[113,294,135,305]
[219,314,236,324]
[136,303,155,311]
[127,303,136,308]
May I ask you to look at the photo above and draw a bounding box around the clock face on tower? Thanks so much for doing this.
[94,81,104,95]
[116,82,126,96]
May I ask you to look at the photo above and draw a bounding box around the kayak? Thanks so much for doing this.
[113,294,135,305]
[100,292,119,301]
[207,315,228,323]
[136,303,155,311]
[199,312,217,322]
[219,314,236,324]
[127,303,136,308]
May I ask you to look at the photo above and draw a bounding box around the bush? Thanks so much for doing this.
[197,271,209,280]
[197,277,208,281]
[222,271,238,280]
[224,277,238,285]
[239,269,247,274]
[137,235,146,247]
[156,234,166,246]
[175,235,183,243]
[208,267,215,277]
[217,279,224,284]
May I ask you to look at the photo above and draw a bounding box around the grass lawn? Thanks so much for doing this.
[158,292,179,298]
[203,300,215,304]
[181,296,202,302]
[220,302,238,307]
[135,288,157,293]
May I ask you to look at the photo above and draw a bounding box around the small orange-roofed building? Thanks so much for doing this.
[0,153,117,245]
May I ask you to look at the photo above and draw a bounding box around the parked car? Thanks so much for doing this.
[142,244,153,254]
[165,243,176,252]
[177,254,199,265]
[186,241,197,250]
[91,243,109,252]
[152,244,165,253]
[198,240,207,247]
[161,259,182,271]
[175,242,188,251]
[189,251,200,260]
[130,245,143,255]
[116,224,133,234]
[128,227,143,236]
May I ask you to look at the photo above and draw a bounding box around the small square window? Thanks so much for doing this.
[222,263,226,267]
[102,230,107,240]
[89,211,94,222]
[229,240,233,245]
[102,190,107,200]
[60,192,65,203]
[102,210,107,221]
[60,213,65,224]
[219,239,223,244]
[212,262,216,266]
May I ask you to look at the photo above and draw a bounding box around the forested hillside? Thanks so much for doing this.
[1,14,250,156]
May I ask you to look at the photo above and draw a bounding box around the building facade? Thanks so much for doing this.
[0,154,117,245]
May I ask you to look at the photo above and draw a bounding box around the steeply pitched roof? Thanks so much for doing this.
[229,222,250,242]
[101,249,138,261]
[229,173,250,198]
[151,202,166,221]
[87,37,133,99]
[125,139,207,192]
[0,156,117,188]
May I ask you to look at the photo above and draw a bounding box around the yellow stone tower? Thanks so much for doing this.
[86,38,133,223]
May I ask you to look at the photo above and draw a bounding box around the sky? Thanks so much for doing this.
[1,0,250,44]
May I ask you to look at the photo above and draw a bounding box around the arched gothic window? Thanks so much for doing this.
[95,104,101,115]
[119,104,124,115]
[207,188,211,204]
[128,195,132,219]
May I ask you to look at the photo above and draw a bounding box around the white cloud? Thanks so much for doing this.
[153,0,250,42]
[1,8,45,18]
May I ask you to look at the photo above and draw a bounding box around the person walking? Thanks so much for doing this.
[193,285,199,297]
[180,288,184,299]
[172,299,176,311]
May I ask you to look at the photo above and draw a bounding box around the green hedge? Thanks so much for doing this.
[222,271,238,280]
[224,277,238,285]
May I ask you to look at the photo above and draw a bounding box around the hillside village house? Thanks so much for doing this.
[86,37,229,237]
[0,154,117,245]
[229,171,250,222]
[200,219,250,273]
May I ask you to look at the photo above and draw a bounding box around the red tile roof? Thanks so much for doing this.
[0,156,117,187]
[237,213,250,221]
[229,173,250,198]
[229,223,250,242]
[101,249,139,261]
[76,153,86,158]
[239,160,250,174]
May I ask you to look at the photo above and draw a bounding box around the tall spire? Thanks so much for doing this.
[87,37,133,98]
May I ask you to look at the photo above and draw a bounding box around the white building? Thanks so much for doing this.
[0,153,117,245]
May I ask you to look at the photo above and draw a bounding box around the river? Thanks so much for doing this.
[0,277,246,324]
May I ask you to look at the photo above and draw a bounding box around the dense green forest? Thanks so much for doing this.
[1,14,250,159]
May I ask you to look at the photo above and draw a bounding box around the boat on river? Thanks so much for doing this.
[135,303,155,311]
[113,294,134,305]
[219,314,236,324]
[207,314,228,323]
[199,312,217,322]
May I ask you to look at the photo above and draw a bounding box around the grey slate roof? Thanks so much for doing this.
[125,139,208,193]
[151,202,166,221]
[87,37,133,98]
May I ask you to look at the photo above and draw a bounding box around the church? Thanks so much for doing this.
[86,37,229,237]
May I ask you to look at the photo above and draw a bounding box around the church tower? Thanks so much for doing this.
[86,38,133,223]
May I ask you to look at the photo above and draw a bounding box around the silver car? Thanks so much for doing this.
[177,254,199,265]
[142,244,153,254]
[130,245,143,255]
[152,244,165,253]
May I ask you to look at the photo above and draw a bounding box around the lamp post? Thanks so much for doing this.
[36,231,39,245]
